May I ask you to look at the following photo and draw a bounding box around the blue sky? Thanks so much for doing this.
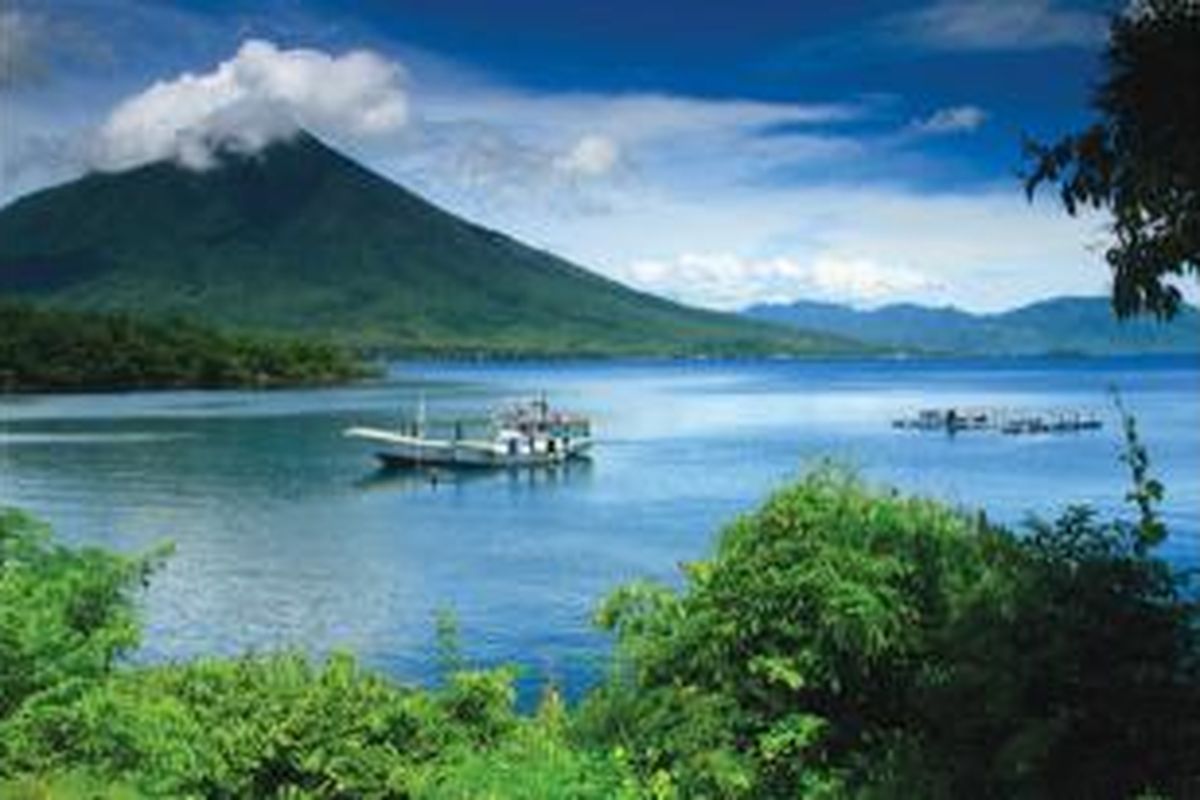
[1,0,1134,311]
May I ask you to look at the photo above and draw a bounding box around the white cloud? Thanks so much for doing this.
[375,73,1106,313]
[409,87,861,185]
[90,39,408,171]
[419,90,858,144]
[468,178,1110,313]
[909,104,987,135]
[611,251,939,310]
[375,120,623,222]
[384,79,1110,313]
[385,86,866,226]
[808,255,937,301]
[904,0,1107,51]
[616,253,808,310]
[554,134,620,177]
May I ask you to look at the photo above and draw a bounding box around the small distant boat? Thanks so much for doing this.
[345,395,593,469]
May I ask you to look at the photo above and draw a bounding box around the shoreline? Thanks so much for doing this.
[4,350,1198,396]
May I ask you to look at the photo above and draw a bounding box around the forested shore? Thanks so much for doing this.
[0,301,373,392]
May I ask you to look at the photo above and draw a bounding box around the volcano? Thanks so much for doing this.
[0,133,855,356]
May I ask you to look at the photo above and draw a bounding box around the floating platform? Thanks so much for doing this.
[892,406,1103,435]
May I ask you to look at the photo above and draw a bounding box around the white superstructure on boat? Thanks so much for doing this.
[345,396,592,468]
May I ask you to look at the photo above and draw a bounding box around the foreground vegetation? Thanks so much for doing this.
[2,433,1197,797]
[0,301,372,391]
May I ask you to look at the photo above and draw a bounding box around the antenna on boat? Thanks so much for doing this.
[417,392,427,438]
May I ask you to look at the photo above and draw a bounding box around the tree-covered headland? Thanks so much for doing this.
[0,301,373,392]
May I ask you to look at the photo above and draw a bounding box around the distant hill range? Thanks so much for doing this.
[0,133,853,357]
[745,297,1200,356]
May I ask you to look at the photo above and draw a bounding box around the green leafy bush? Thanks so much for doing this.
[581,467,1200,798]
[1,647,622,798]
[0,510,163,719]
[0,771,147,799]
[10,654,402,795]
[411,687,640,800]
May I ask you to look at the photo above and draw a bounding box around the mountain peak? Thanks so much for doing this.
[207,129,362,172]
[0,135,852,356]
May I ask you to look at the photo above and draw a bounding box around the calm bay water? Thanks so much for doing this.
[2,356,1198,696]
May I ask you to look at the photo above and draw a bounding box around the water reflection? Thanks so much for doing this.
[354,460,595,494]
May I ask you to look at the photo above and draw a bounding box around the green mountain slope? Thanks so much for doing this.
[0,133,856,357]
[745,296,1200,355]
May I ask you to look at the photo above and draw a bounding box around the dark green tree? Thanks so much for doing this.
[1024,0,1200,319]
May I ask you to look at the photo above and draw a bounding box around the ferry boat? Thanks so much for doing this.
[344,396,593,469]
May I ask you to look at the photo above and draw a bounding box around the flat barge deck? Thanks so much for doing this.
[892,406,1103,435]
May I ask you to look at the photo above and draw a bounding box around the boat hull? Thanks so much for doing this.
[369,448,585,472]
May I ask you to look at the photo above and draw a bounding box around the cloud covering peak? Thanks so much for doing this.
[90,40,408,171]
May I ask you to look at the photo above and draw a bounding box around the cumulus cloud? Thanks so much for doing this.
[807,255,936,301]
[903,0,1107,51]
[612,251,938,310]
[554,134,620,177]
[908,105,987,135]
[90,39,408,171]
[617,253,807,310]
